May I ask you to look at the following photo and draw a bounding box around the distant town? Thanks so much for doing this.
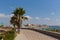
[24,24,48,29]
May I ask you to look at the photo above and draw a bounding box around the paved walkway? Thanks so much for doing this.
[15,29,58,40]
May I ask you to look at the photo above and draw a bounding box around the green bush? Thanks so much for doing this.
[3,30,16,40]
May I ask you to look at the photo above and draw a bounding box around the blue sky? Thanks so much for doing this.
[0,0,60,26]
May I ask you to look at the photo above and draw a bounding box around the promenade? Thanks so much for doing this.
[15,29,58,40]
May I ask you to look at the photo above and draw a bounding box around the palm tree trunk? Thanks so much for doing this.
[18,15,22,33]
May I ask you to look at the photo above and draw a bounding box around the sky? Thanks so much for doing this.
[0,0,60,26]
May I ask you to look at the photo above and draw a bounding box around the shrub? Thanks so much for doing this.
[3,30,16,40]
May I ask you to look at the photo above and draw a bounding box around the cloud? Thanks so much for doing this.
[10,14,14,17]
[55,19,59,21]
[0,13,13,18]
[35,17,40,20]
[44,18,50,21]
[0,13,6,17]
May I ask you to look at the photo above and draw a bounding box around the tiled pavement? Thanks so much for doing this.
[15,29,58,40]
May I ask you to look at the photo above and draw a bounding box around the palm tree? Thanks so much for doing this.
[13,8,25,33]
[22,16,28,20]
[10,16,17,31]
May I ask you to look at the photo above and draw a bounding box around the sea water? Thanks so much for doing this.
[49,26,60,30]
[38,26,60,30]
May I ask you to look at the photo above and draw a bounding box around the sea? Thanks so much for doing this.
[38,26,60,30]
[49,26,60,30]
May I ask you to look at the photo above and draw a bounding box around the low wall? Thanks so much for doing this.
[22,28,60,39]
